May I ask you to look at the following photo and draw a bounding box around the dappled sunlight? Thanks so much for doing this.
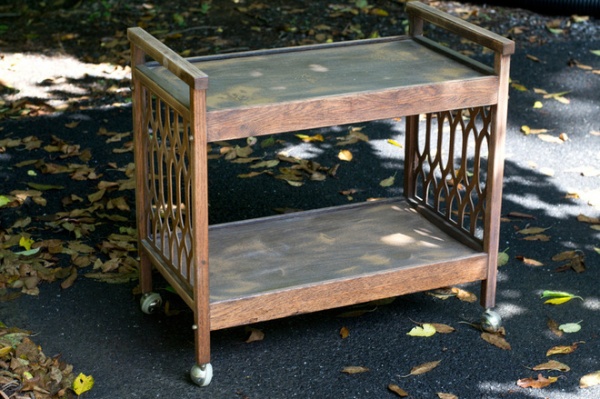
[0,52,131,115]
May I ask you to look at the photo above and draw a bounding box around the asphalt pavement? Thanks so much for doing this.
[1,17,600,399]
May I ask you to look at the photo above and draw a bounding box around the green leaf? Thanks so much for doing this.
[27,182,65,190]
[0,195,10,207]
[540,290,577,299]
[558,321,582,333]
[591,50,600,56]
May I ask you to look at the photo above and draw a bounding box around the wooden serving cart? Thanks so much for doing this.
[128,2,513,386]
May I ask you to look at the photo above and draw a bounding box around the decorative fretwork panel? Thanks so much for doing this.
[411,107,493,242]
[142,88,195,288]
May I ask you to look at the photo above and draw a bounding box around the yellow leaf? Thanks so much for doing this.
[387,139,403,148]
[533,101,543,109]
[545,297,575,305]
[338,149,353,161]
[511,82,528,91]
[407,323,436,337]
[296,134,324,142]
[19,236,34,251]
[73,373,94,395]
[580,370,600,388]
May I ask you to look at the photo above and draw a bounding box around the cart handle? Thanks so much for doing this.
[406,1,514,56]
[128,27,208,90]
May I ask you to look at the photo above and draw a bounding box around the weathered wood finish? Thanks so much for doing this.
[128,1,514,380]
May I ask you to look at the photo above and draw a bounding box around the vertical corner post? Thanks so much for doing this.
[130,39,153,294]
[189,84,211,365]
[480,53,511,308]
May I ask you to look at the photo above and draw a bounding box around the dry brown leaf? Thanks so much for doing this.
[522,234,551,241]
[517,373,558,388]
[532,360,570,372]
[577,214,600,224]
[452,287,477,303]
[547,318,563,337]
[507,211,536,219]
[245,327,265,343]
[518,226,551,235]
[387,384,409,397]
[401,360,441,377]
[340,326,350,339]
[481,332,511,350]
[430,323,456,334]
[341,366,369,374]
[546,342,582,356]
[437,393,458,399]
[580,370,600,388]
[538,134,564,144]
[515,256,544,266]
[60,267,78,290]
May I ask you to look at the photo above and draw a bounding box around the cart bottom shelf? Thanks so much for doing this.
[145,198,489,330]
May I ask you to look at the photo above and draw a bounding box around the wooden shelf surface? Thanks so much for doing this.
[136,37,499,140]
[149,199,488,329]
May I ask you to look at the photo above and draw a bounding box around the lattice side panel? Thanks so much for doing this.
[142,89,195,289]
[412,107,493,242]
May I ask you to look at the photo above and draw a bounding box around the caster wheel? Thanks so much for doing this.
[190,363,213,387]
[140,292,162,314]
[481,309,502,333]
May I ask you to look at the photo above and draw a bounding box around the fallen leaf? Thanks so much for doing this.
[340,326,350,339]
[73,373,94,395]
[481,332,511,350]
[507,211,536,219]
[407,323,436,337]
[518,226,551,235]
[296,133,324,142]
[430,323,455,334]
[580,370,600,388]
[547,318,563,337]
[533,101,543,109]
[452,287,477,303]
[338,149,353,161]
[437,394,458,399]
[517,373,558,388]
[498,248,510,266]
[559,321,582,333]
[380,174,396,187]
[516,255,544,266]
[387,139,403,148]
[532,360,570,372]
[546,342,581,356]
[522,234,551,241]
[400,360,441,377]
[545,297,576,305]
[342,366,369,374]
[245,327,265,343]
[387,384,409,397]
[537,134,564,144]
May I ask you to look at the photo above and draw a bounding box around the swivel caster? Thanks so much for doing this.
[190,363,213,387]
[481,309,502,333]
[140,292,162,314]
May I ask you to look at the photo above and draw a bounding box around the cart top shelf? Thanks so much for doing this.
[139,37,492,111]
